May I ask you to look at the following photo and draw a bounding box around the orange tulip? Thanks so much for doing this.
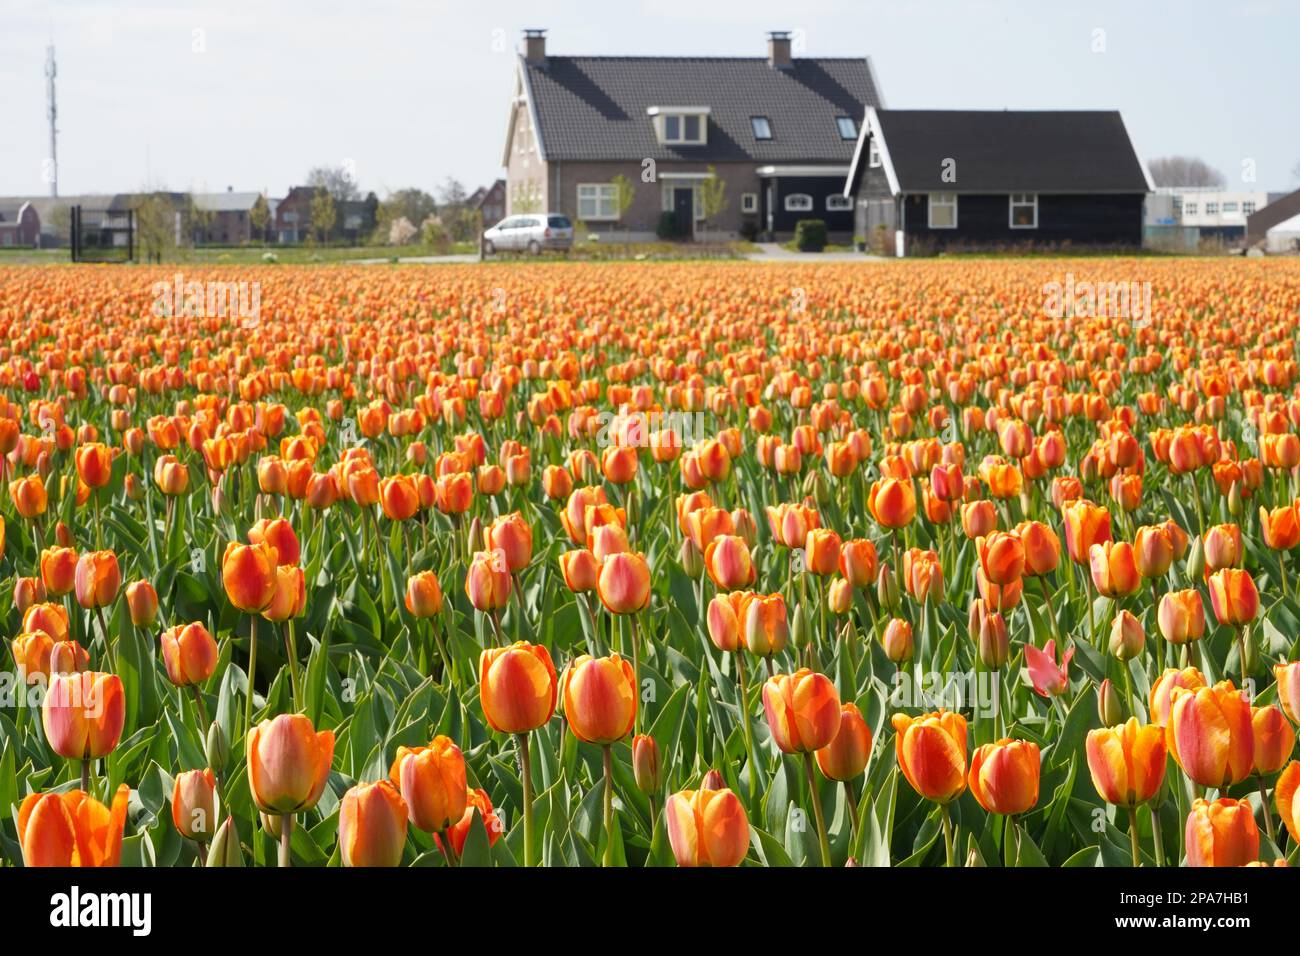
[976,532,1025,586]
[395,736,468,833]
[75,442,113,489]
[597,551,651,613]
[1085,718,1167,807]
[247,713,335,814]
[561,654,637,745]
[262,564,306,622]
[559,548,601,593]
[960,500,997,539]
[703,534,756,590]
[868,477,916,528]
[485,512,533,572]
[1276,661,1300,724]
[379,474,420,521]
[1202,523,1242,571]
[815,701,873,781]
[1014,521,1060,576]
[42,671,124,761]
[74,550,121,609]
[1259,505,1300,551]
[1206,568,1259,626]
[1276,761,1300,844]
[438,787,503,858]
[1088,541,1140,598]
[968,738,1040,815]
[40,546,78,597]
[804,528,841,576]
[763,669,842,754]
[25,601,69,642]
[18,784,130,867]
[405,570,444,618]
[125,580,159,627]
[222,540,278,612]
[1166,682,1254,788]
[171,768,217,840]
[1149,666,1207,726]
[10,475,48,519]
[160,622,219,687]
[1158,590,1206,646]
[11,630,53,684]
[664,787,750,868]
[1184,797,1259,868]
[839,538,879,588]
[465,548,512,611]
[1251,705,1295,775]
[707,591,752,652]
[479,642,558,733]
[248,516,301,567]
[744,593,789,658]
[1061,498,1111,564]
[339,780,408,867]
[891,710,968,803]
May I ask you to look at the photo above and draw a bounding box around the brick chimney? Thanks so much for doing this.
[523,29,547,65]
[767,31,793,70]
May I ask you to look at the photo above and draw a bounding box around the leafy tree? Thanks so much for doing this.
[249,194,270,242]
[310,189,337,244]
[306,164,360,201]
[700,166,728,232]
[611,174,636,222]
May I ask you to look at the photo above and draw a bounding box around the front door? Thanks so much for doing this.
[672,188,694,239]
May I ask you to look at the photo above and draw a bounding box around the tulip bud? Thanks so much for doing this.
[876,563,900,610]
[125,580,159,627]
[1227,481,1242,517]
[700,768,725,791]
[678,537,704,579]
[977,611,1010,669]
[1097,679,1124,725]
[632,734,662,794]
[206,720,230,771]
[881,617,913,663]
[1108,610,1145,661]
[791,600,811,649]
[1242,628,1260,674]
[803,469,830,506]
[1185,536,1205,582]
[206,816,244,867]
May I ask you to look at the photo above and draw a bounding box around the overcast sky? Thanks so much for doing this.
[2,0,1297,199]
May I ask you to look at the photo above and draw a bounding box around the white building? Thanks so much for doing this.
[1159,187,1268,234]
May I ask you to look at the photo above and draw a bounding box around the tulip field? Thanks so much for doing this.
[4,257,1300,870]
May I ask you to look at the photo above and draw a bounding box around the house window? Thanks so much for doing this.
[868,139,881,168]
[836,117,857,140]
[1009,193,1038,229]
[785,193,813,212]
[751,117,772,140]
[1223,202,1238,212]
[1205,202,1218,214]
[577,183,620,221]
[1243,201,1256,215]
[928,193,957,229]
[741,192,758,214]
[663,113,705,144]
[826,194,853,212]
[1183,202,1198,216]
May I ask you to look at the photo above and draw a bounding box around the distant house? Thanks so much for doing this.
[502,29,882,241]
[469,180,506,226]
[192,189,264,244]
[274,187,377,243]
[1246,188,1300,252]
[275,187,316,243]
[844,109,1151,254]
[0,201,41,247]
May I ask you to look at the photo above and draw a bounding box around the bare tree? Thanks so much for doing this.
[1147,156,1226,188]
[306,164,360,201]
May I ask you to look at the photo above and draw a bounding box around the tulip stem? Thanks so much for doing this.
[802,752,832,867]
[1256,775,1277,844]
[602,744,615,867]
[736,652,760,814]
[1149,804,1165,867]
[94,606,118,675]
[940,801,955,868]
[279,812,293,867]
[245,615,259,740]
[80,757,91,796]
[630,614,643,735]
[844,780,859,846]
[190,684,210,730]
[517,733,535,867]
[1127,805,1142,866]
[284,619,302,712]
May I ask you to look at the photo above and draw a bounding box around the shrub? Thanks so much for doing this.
[656,212,679,241]
[794,219,828,252]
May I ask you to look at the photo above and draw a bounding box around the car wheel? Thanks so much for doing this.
[528,240,541,256]
[483,240,495,256]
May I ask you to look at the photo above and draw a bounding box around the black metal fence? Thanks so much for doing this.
[70,206,134,262]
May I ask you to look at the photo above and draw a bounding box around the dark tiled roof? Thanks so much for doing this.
[874,110,1150,193]
[523,56,879,162]
[1247,187,1300,241]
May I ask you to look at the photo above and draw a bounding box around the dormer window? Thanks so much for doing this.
[648,106,710,146]
[751,116,773,140]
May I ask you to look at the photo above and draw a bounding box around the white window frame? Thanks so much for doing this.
[662,113,706,145]
[741,192,758,214]
[577,183,620,222]
[1205,202,1219,214]
[928,193,957,229]
[868,139,881,168]
[836,117,857,140]
[826,194,853,212]
[751,117,772,140]
[1222,201,1238,213]
[784,193,813,212]
[1009,193,1038,229]
[1243,201,1256,215]
[1184,202,1198,216]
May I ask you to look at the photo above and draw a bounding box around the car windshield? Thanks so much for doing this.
[548,216,572,229]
